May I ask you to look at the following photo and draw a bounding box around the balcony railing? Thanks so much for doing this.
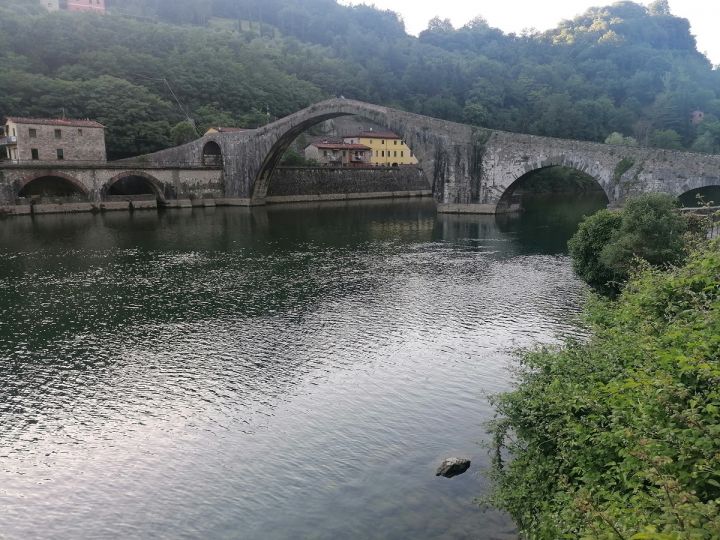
[0,136,17,146]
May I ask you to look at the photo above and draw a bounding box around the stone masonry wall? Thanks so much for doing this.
[267,166,429,197]
[10,123,106,163]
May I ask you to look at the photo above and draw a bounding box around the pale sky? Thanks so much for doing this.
[340,0,720,65]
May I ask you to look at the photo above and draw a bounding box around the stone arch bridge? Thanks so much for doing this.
[2,98,720,213]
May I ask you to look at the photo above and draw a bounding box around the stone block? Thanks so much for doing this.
[165,199,192,208]
[100,201,130,212]
[130,200,157,210]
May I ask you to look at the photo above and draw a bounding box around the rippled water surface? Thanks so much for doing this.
[0,198,599,539]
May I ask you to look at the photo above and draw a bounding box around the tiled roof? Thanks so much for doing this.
[5,117,105,128]
[210,127,248,133]
[346,130,401,140]
[311,142,371,150]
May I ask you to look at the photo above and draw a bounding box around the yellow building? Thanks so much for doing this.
[343,130,418,166]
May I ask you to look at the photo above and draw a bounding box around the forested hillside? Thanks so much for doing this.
[1,0,718,159]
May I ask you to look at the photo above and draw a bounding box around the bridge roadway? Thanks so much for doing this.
[2,98,720,215]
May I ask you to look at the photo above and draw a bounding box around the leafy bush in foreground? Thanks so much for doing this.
[569,194,689,294]
[488,240,720,539]
[567,209,623,294]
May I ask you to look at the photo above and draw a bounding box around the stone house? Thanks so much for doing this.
[304,140,372,167]
[1,117,107,163]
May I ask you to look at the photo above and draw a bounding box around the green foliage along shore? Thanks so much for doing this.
[0,0,719,158]
[488,238,720,539]
[568,194,690,294]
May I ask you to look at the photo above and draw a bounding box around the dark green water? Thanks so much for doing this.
[0,195,604,539]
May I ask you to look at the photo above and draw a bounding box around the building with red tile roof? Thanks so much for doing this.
[305,140,372,166]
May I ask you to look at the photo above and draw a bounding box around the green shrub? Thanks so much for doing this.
[569,194,689,294]
[568,209,623,294]
[487,240,720,539]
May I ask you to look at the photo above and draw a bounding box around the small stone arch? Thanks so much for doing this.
[103,171,167,202]
[17,172,89,200]
[202,141,223,167]
[497,157,610,213]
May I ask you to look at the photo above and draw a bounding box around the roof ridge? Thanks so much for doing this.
[5,116,105,128]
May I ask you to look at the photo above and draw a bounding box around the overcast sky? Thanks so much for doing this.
[340,0,719,65]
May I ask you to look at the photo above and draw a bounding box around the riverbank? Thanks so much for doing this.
[488,235,720,538]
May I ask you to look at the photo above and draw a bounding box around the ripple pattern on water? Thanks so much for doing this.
[0,201,590,540]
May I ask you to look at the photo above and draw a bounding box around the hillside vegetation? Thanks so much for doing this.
[1,0,718,159]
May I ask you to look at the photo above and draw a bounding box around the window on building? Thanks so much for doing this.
[394,151,397,157]
[31,149,39,160]
[55,129,62,139]
[381,140,385,144]
[381,151,385,157]
[394,140,397,145]
[375,151,379,157]
[29,128,37,138]
[78,128,83,136]
[323,150,328,157]
[56,149,64,160]
[401,151,404,157]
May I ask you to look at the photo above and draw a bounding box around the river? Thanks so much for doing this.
[0,194,605,539]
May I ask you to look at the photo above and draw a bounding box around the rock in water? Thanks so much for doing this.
[436,457,471,478]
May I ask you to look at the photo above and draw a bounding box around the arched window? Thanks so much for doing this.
[202,142,222,167]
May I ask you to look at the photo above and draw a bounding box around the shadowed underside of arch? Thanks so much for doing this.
[18,172,89,199]
[497,163,610,213]
[497,156,613,213]
[678,184,720,207]
[104,171,167,202]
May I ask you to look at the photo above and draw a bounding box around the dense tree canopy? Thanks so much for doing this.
[1,0,718,159]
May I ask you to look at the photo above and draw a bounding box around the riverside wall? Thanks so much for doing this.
[265,166,431,203]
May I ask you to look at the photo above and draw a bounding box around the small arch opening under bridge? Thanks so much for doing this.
[497,165,609,214]
[678,185,720,208]
[202,141,223,167]
[104,172,167,203]
[18,173,89,202]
